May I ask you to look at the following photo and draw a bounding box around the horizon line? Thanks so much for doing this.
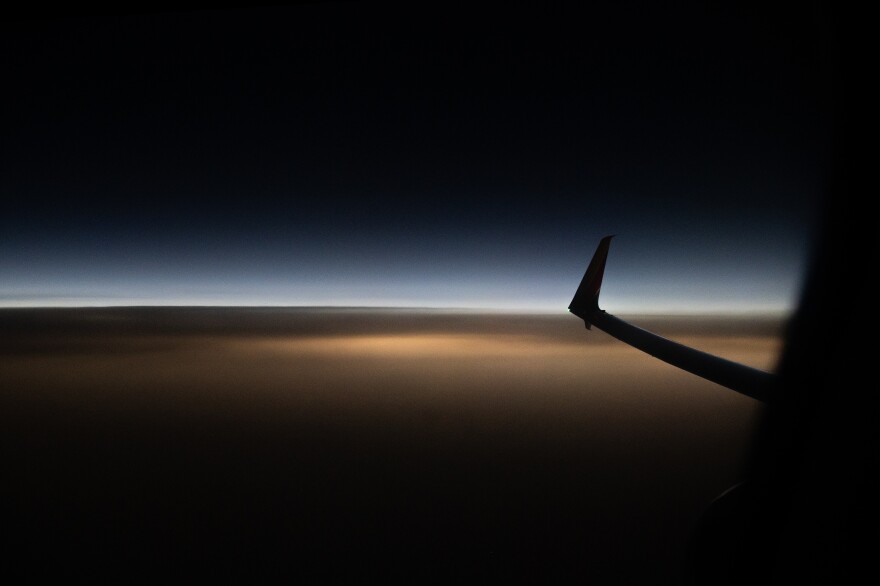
[0,303,789,318]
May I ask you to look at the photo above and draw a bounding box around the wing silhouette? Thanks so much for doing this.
[570,236,774,402]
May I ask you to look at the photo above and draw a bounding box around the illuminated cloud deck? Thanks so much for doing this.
[1,308,778,582]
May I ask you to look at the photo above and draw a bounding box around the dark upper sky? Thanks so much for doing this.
[1,2,832,311]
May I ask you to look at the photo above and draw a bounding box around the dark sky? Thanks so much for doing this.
[1,2,832,311]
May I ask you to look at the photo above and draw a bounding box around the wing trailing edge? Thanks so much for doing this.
[569,236,774,402]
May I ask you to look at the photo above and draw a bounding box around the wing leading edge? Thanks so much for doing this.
[569,236,774,402]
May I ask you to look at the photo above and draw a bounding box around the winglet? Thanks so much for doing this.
[569,235,614,329]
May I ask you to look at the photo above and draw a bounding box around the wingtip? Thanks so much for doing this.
[569,235,615,322]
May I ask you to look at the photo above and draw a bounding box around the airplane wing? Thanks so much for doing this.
[569,236,774,402]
